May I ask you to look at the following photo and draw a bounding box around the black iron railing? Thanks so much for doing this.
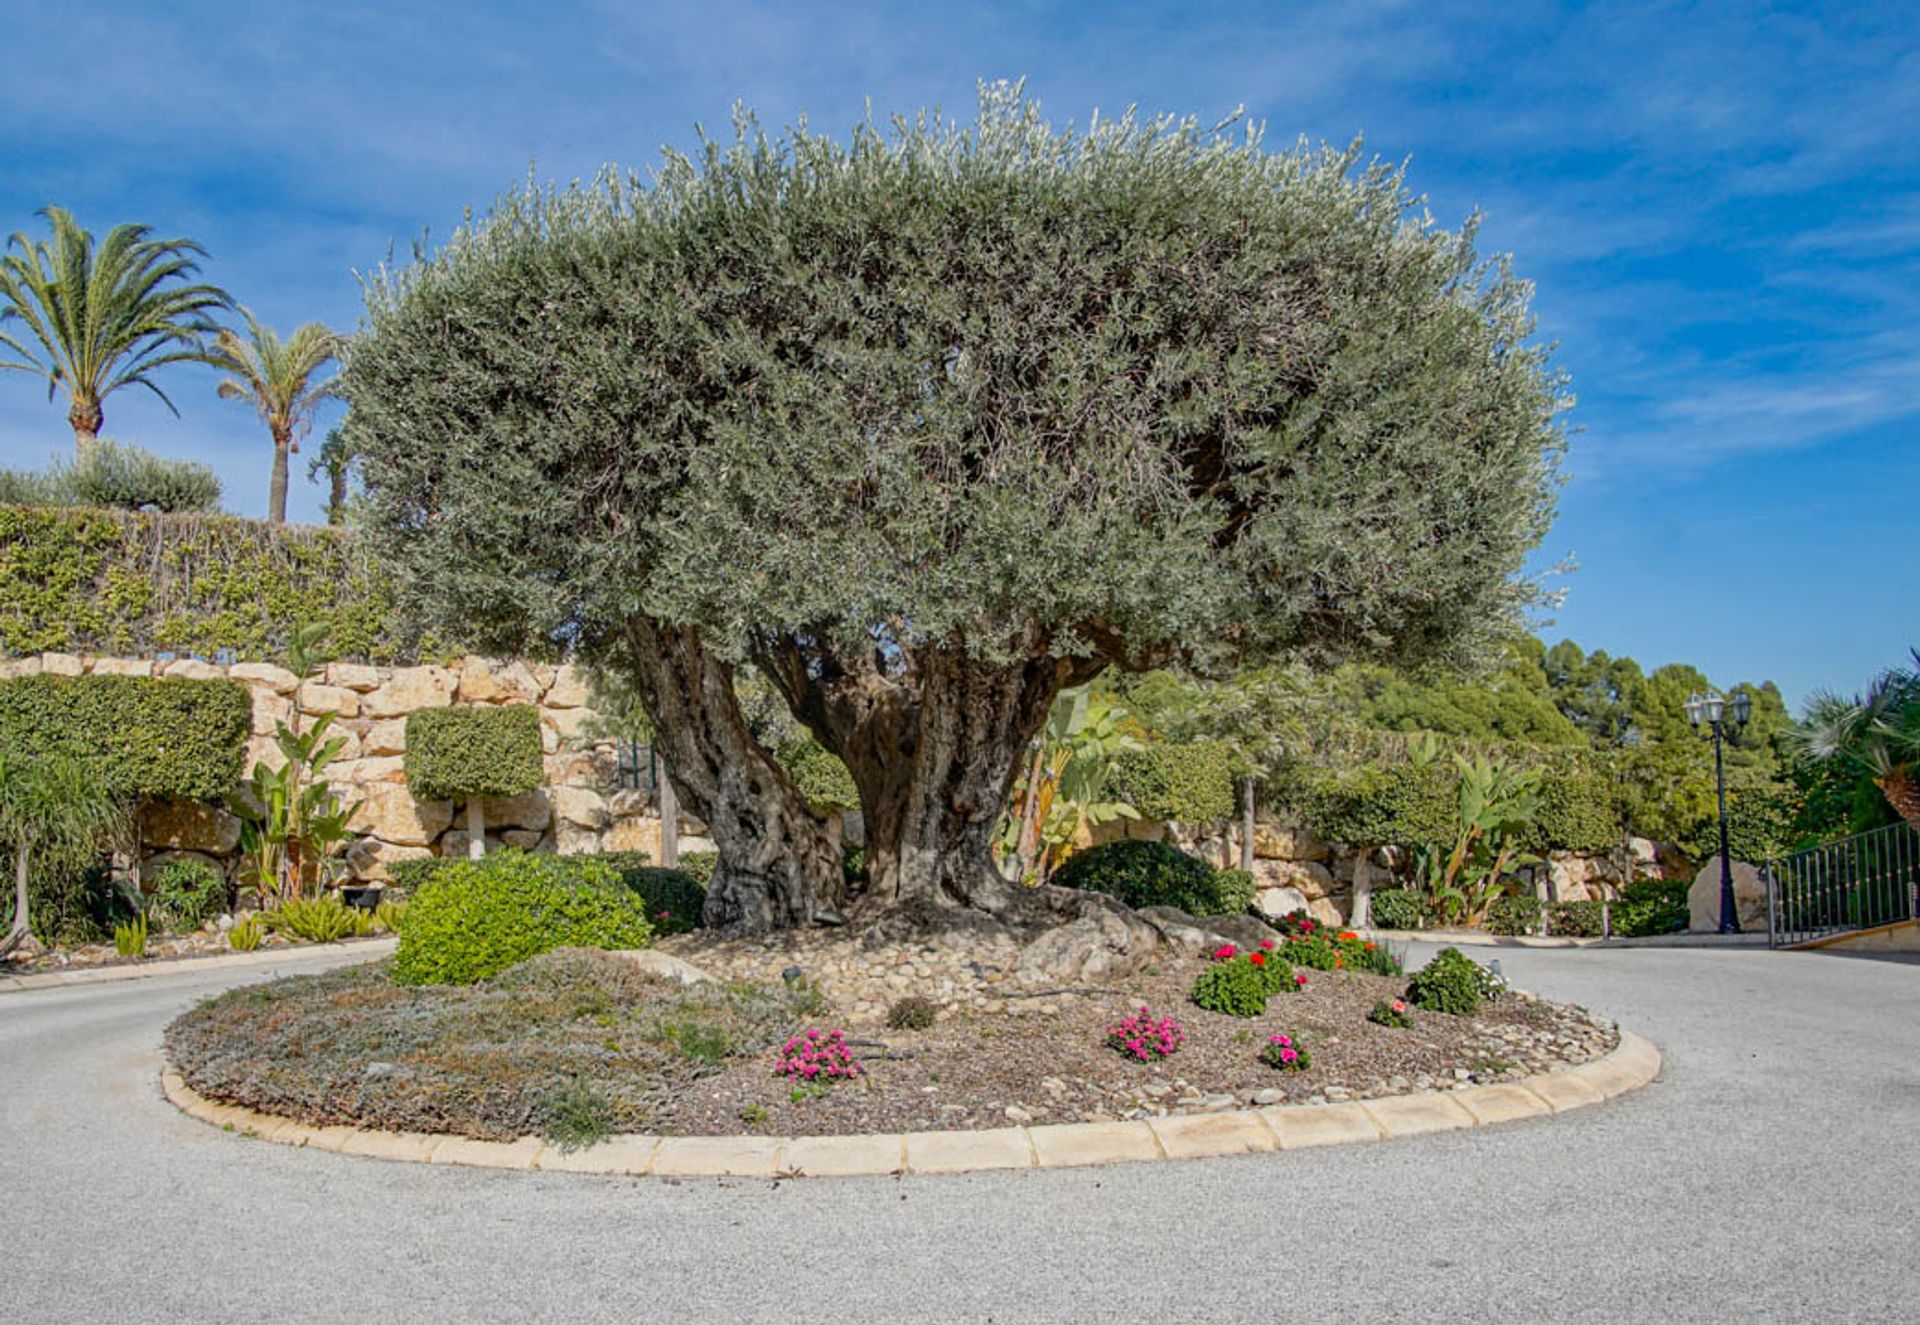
[1765,821,1920,948]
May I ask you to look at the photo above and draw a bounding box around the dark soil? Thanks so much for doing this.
[168,947,1617,1145]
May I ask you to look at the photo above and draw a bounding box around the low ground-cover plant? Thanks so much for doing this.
[1487,893,1543,937]
[1192,944,1294,1016]
[1547,899,1606,937]
[1260,1032,1311,1071]
[1106,1005,1185,1060]
[227,915,264,950]
[113,916,147,958]
[1054,840,1251,917]
[775,1028,863,1085]
[393,850,653,986]
[165,949,808,1141]
[886,995,939,1031]
[1405,946,1504,1016]
[1368,997,1413,1028]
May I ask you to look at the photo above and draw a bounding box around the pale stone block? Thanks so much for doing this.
[650,1135,782,1177]
[250,690,293,736]
[363,666,457,718]
[298,682,360,717]
[780,1133,905,1178]
[327,662,382,692]
[40,651,85,675]
[363,719,408,756]
[230,661,300,693]
[905,1127,1034,1173]
[1258,1102,1382,1149]
[161,656,223,681]
[429,1135,546,1169]
[340,1129,444,1162]
[480,790,551,831]
[1454,1084,1552,1126]
[552,786,611,829]
[1147,1111,1278,1160]
[142,799,243,854]
[544,706,595,746]
[1522,1072,1606,1113]
[544,664,590,708]
[1028,1120,1160,1168]
[0,656,44,680]
[1364,1094,1477,1138]
[348,784,453,847]
[538,1135,660,1175]
[88,656,154,677]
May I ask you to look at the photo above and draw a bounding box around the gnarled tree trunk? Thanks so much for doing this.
[623,618,842,932]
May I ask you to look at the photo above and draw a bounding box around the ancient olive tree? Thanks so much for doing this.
[344,88,1567,938]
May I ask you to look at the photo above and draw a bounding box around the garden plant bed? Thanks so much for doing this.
[166,944,1617,1145]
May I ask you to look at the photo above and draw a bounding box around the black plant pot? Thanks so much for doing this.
[340,885,384,912]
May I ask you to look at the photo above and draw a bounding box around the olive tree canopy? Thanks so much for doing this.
[345,86,1567,932]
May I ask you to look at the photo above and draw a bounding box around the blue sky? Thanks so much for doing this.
[1,2,1914,705]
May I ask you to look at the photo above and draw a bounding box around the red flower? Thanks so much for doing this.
[1211,944,1237,961]
[1260,939,1275,951]
[1249,952,1266,967]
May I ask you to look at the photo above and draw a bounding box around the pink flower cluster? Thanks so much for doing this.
[1268,1033,1299,1064]
[775,1028,863,1082]
[1106,1005,1185,1061]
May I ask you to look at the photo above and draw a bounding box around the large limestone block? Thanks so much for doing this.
[161,657,224,681]
[363,719,408,756]
[41,652,85,676]
[603,816,662,858]
[363,666,457,718]
[543,706,596,747]
[1309,896,1346,928]
[1688,859,1769,932]
[327,663,382,692]
[298,682,360,718]
[328,754,402,785]
[551,786,611,830]
[0,656,43,680]
[1255,886,1310,920]
[456,656,544,704]
[142,799,244,855]
[1254,858,1336,900]
[346,838,434,883]
[479,790,552,832]
[545,749,617,789]
[230,662,299,694]
[348,784,453,847]
[88,656,154,677]
[543,665,590,709]
[243,733,288,774]
[555,822,605,855]
[1253,822,1332,863]
[250,690,293,736]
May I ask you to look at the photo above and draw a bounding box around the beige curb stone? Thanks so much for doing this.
[430,1135,546,1170]
[1522,1072,1607,1113]
[1455,1083,1554,1126]
[159,1027,1662,1179]
[781,1133,906,1178]
[905,1126,1034,1174]
[1363,1092,1477,1138]
[538,1136,662,1176]
[1030,1120,1162,1168]
[1148,1110,1278,1160]
[651,1135,783,1178]
[1258,1101,1382,1148]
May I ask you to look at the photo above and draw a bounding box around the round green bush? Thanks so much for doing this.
[1368,887,1423,930]
[1190,957,1272,1018]
[392,850,654,986]
[1055,840,1249,917]
[1405,946,1490,1016]
[617,865,706,935]
[1547,899,1606,937]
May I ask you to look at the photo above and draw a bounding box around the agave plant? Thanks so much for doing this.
[1796,653,1920,829]
[229,711,360,906]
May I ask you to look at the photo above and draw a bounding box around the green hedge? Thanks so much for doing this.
[403,705,545,800]
[392,850,654,985]
[383,849,706,935]
[1054,839,1250,917]
[0,504,431,663]
[1109,741,1236,822]
[1301,757,1620,856]
[774,736,859,813]
[0,672,250,801]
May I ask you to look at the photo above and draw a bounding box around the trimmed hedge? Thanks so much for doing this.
[0,504,435,663]
[1302,757,1620,856]
[0,672,250,801]
[1109,741,1236,822]
[1054,839,1250,917]
[392,850,654,985]
[1613,878,1688,937]
[383,849,706,935]
[403,704,545,800]
[1368,887,1424,930]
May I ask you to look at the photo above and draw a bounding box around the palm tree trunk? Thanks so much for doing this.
[2,842,32,957]
[1875,769,1920,830]
[69,398,103,458]
[268,430,291,524]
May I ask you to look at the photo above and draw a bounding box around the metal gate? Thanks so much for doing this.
[1765,821,1920,947]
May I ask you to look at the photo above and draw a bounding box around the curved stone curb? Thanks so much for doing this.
[160,1029,1660,1179]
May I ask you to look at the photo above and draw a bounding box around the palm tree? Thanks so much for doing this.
[0,751,127,958]
[306,427,358,525]
[0,207,229,456]
[206,309,341,523]
[1797,652,1920,829]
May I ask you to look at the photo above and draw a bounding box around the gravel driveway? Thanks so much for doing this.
[2,940,1914,1323]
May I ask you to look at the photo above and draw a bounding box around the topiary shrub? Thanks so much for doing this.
[616,865,705,935]
[1108,741,1237,822]
[147,857,228,932]
[1304,762,1456,850]
[1547,899,1606,937]
[403,705,544,802]
[392,850,653,986]
[0,672,250,801]
[1486,893,1543,937]
[1054,839,1248,916]
[1405,946,1497,1016]
[1368,887,1423,931]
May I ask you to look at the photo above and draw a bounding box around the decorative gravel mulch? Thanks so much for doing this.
[166,944,1617,1145]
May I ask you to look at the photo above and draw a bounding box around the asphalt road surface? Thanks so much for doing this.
[3,940,1915,1323]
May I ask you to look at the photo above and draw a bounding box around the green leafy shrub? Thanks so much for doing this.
[1191,955,1275,1017]
[617,865,705,935]
[0,672,250,801]
[113,916,148,957]
[1338,934,1405,977]
[393,850,653,986]
[373,899,408,934]
[677,851,718,886]
[1305,762,1455,849]
[1486,893,1543,937]
[774,736,859,812]
[148,858,228,932]
[1108,741,1236,822]
[1368,887,1423,931]
[1525,766,1619,855]
[1284,934,1341,971]
[51,439,222,513]
[1612,878,1688,937]
[385,857,449,894]
[1368,997,1413,1028]
[1405,947,1494,1016]
[1055,840,1248,916]
[886,996,939,1030]
[265,896,360,943]
[403,705,545,801]
[0,504,434,663]
[1547,900,1606,938]
[227,915,263,950]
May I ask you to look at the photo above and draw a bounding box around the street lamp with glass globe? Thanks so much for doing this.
[1685,688,1753,933]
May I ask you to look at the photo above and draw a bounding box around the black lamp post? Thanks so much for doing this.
[1685,688,1753,933]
